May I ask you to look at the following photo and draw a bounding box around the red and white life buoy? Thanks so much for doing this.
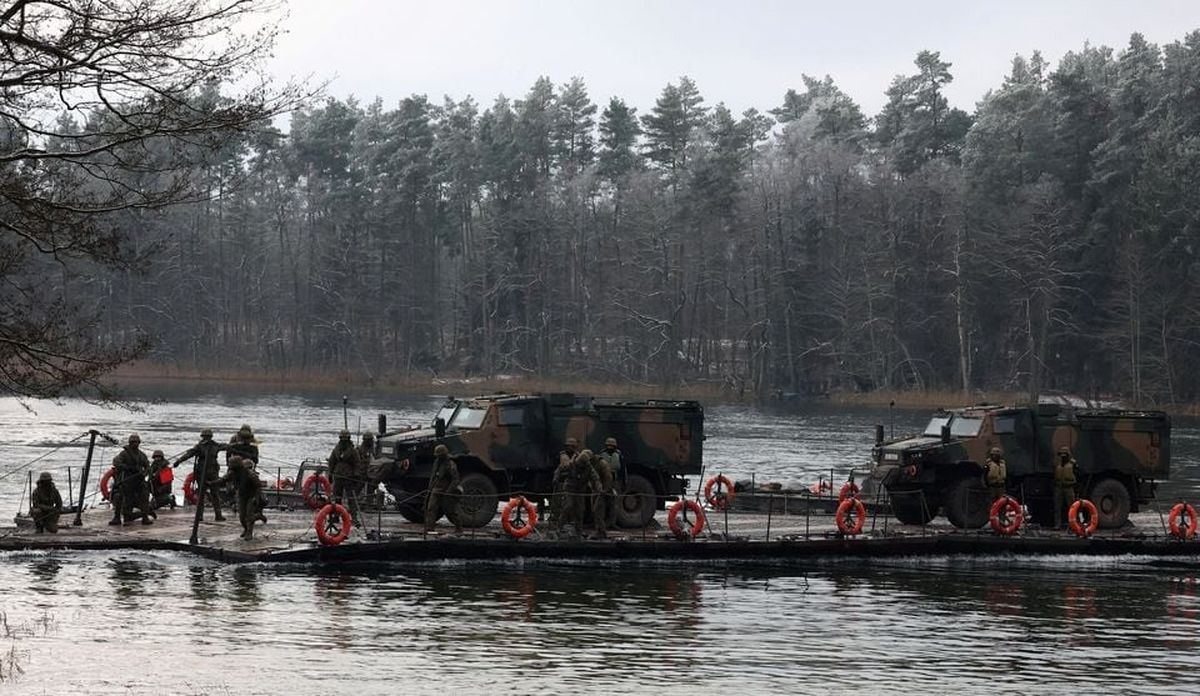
[989,495,1023,536]
[99,468,116,501]
[835,498,866,535]
[668,499,706,540]
[1069,499,1099,538]
[501,496,538,539]
[1168,502,1199,541]
[838,481,860,503]
[315,503,352,546]
[704,475,736,510]
[302,473,332,510]
[183,472,198,505]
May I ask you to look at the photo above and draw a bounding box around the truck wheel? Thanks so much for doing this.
[615,475,656,528]
[891,489,939,525]
[1090,478,1132,529]
[455,472,499,528]
[943,477,989,529]
[390,487,427,524]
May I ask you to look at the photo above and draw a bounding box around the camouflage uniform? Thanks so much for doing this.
[149,450,175,510]
[327,430,362,526]
[226,425,260,468]
[30,472,63,533]
[112,434,154,525]
[357,432,376,499]
[552,438,580,528]
[217,456,267,540]
[425,444,461,533]
[553,446,602,537]
[985,447,1008,502]
[596,438,622,529]
[107,453,123,526]
[174,429,226,521]
[1053,446,1078,528]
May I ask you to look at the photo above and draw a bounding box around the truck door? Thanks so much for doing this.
[993,410,1036,476]
[492,400,547,470]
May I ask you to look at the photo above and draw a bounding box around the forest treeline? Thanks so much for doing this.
[98,31,1200,404]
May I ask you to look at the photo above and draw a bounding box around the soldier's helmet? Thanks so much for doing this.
[238,424,254,439]
[339,429,351,440]
[38,471,52,482]
[229,455,245,469]
[989,447,1002,456]
[363,431,375,441]
[604,437,617,448]
[433,444,449,456]
[201,428,213,440]
[579,448,594,460]
[565,437,579,448]
[152,450,165,459]
[128,433,141,445]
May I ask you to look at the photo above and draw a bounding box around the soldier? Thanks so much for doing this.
[108,453,124,526]
[216,455,267,540]
[985,446,1008,501]
[358,431,377,500]
[327,429,362,527]
[149,450,176,510]
[112,433,154,525]
[552,437,580,527]
[1053,445,1078,529]
[596,437,622,528]
[30,472,63,534]
[227,424,260,468]
[424,444,462,534]
[173,428,226,522]
[553,446,601,538]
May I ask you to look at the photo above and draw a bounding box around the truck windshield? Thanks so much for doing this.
[435,404,458,426]
[923,416,950,437]
[922,415,983,437]
[449,406,487,429]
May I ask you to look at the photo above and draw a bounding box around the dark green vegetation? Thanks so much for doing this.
[379,393,704,527]
[873,405,1171,528]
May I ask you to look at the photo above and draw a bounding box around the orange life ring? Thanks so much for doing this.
[989,495,1023,536]
[1069,499,1099,538]
[501,496,538,539]
[315,503,352,546]
[183,472,198,505]
[302,473,332,510]
[1168,502,1199,541]
[668,499,705,539]
[838,481,860,502]
[704,475,736,510]
[99,468,116,501]
[835,498,867,535]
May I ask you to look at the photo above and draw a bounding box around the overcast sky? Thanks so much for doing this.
[267,0,1200,118]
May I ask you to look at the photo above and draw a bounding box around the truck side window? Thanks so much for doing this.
[994,416,1016,434]
[499,406,525,426]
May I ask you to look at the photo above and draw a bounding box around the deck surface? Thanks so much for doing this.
[3,502,1197,565]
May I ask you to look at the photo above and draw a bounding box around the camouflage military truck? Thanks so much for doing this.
[871,404,1170,529]
[375,393,704,528]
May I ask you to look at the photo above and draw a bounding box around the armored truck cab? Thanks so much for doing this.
[871,404,1170,529]
[376,393,704,528]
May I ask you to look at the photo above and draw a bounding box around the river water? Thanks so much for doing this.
[0,387,1198,693]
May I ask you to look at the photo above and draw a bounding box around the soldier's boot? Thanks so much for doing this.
[34,524,44,534]
[108,513,122,526]
[212,495,225,522]
[141,511,154,525]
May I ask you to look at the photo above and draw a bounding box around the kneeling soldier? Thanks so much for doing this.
[30,472,63,534]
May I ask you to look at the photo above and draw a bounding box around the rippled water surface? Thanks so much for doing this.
[0,386,1198,693]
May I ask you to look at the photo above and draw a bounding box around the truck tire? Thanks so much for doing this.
[944,477,989,529]
[615,474,656,528]
[455,472,499,528]
[891,489,939,525]
[1090,478,1132,529]
[391,487,427,524]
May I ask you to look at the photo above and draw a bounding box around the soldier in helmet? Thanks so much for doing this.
[552,437,580,528]
[327,429,362,528]
[596,437,622,529]
[424,444,462,534]
[112,433,154,525]
[227,424,260,468]
[173,428,226,521]
[1053,445,1078,528]
[216,455,267,540]
[149,450,176,510]
[553,446,601,538]
[984,446,1008,501]
[30,472,63,534]
[358,431,377,500]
